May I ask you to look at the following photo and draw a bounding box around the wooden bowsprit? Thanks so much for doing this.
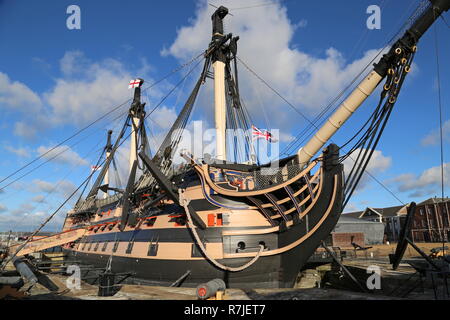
[8,228,87,257]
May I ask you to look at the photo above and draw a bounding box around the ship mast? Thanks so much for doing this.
[297,0,450,166]
[211,6,229,162]
[129,78,145,173]
[103,130,113,199]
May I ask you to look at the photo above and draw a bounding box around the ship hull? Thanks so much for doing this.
[64,151,343,289]
[66,210,341,288]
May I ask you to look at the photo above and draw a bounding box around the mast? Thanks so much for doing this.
[211,6,229,162]
[129,78,145,173]
[297,0,450,166]
[103,130,113,199]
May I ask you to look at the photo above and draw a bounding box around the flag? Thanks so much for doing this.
[91,165,102,172]
[128,79,142,89]
[252,125,277,143]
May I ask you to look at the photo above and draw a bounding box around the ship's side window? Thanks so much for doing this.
[126,232,138,254]
[82,242,87,250]
[94,242,100,252]
[191,241,207,258]
[145,218,156,227]
[126,241,134,254]
[147,235,159,257]
[88,241,93,251]
[112,240,120,253]
[102,241,108,252]
[147,240,159,256]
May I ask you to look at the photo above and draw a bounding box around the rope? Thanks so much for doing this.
[238,54,404,205]
[0,51,204,191]
[179,189,264,272]
[0,166,98,272]
[341,43,416,207]
[433,12,447,249]
[434,20,445,203]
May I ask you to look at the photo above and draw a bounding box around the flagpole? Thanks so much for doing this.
[103,130,113,199]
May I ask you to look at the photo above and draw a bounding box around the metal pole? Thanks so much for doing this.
[321,241,368,293]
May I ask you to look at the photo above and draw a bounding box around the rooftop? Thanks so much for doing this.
[338,215,382,224]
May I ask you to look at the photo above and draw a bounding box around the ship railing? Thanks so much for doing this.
[207,160,320,193]
[73,193,121,214]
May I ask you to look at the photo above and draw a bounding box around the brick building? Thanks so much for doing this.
[344,197,450,243]
[410,197,450,242]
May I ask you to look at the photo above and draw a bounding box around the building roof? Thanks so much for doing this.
[343,204,409,219]
[343,211,364,218]
[343,198,449,220]
[369,205,407,217]
[417,197,450,206]
[338,215,382,224]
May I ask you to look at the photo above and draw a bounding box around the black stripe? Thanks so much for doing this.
[80,225,277,244]
[189,199,219,211]
[66,250,285,288]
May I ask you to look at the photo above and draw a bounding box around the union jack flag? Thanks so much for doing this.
[252,125,277,143]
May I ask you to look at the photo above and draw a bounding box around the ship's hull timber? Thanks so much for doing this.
[63,146,343,288]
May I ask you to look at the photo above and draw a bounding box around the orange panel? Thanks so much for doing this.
[207,214,215,227]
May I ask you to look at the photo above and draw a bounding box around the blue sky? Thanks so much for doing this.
[0,0,449,231]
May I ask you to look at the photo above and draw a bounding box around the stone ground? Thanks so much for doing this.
[24,274,399,300]
[2,243,449,300]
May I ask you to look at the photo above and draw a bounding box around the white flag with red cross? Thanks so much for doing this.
[128,79,142,89]
[91,165,102,172]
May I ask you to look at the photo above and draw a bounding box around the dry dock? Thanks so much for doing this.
[0,242,445,300]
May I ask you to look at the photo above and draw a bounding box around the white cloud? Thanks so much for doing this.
[421,119,450,146]
[0,73,47,140]
[0,71,42,112]
[4,145,31,158]
[149,106,178,130]
[389,162,450,197]
[31,179,79,200]
[45,51,158,127]
[32,179,55,193]
[31,195,46,203]
[37,145,89,166]
[60,50,87,76]
[0,204,7,213]
[343,148,392,192]
[0,72,47,140]
[11,203,35,216]
[13,121,40,140]
[0,210,65,232]
[163,0,382,130]
[4,50,163,140]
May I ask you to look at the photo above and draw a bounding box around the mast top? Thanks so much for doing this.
[211,6,229,36]
[129,78,146,117]
[105,130,113,153]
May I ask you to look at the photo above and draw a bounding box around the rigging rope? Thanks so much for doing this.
[433,11,447,247]
[4,141,105,233]
[179,190,264,272]
[0,51,205,191]
[0,160,104,272]
[434,20,446,202]
[341,43,416,207]
[281,0,432,157]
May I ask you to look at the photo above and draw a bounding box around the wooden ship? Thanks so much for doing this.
[3,0,449,289]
